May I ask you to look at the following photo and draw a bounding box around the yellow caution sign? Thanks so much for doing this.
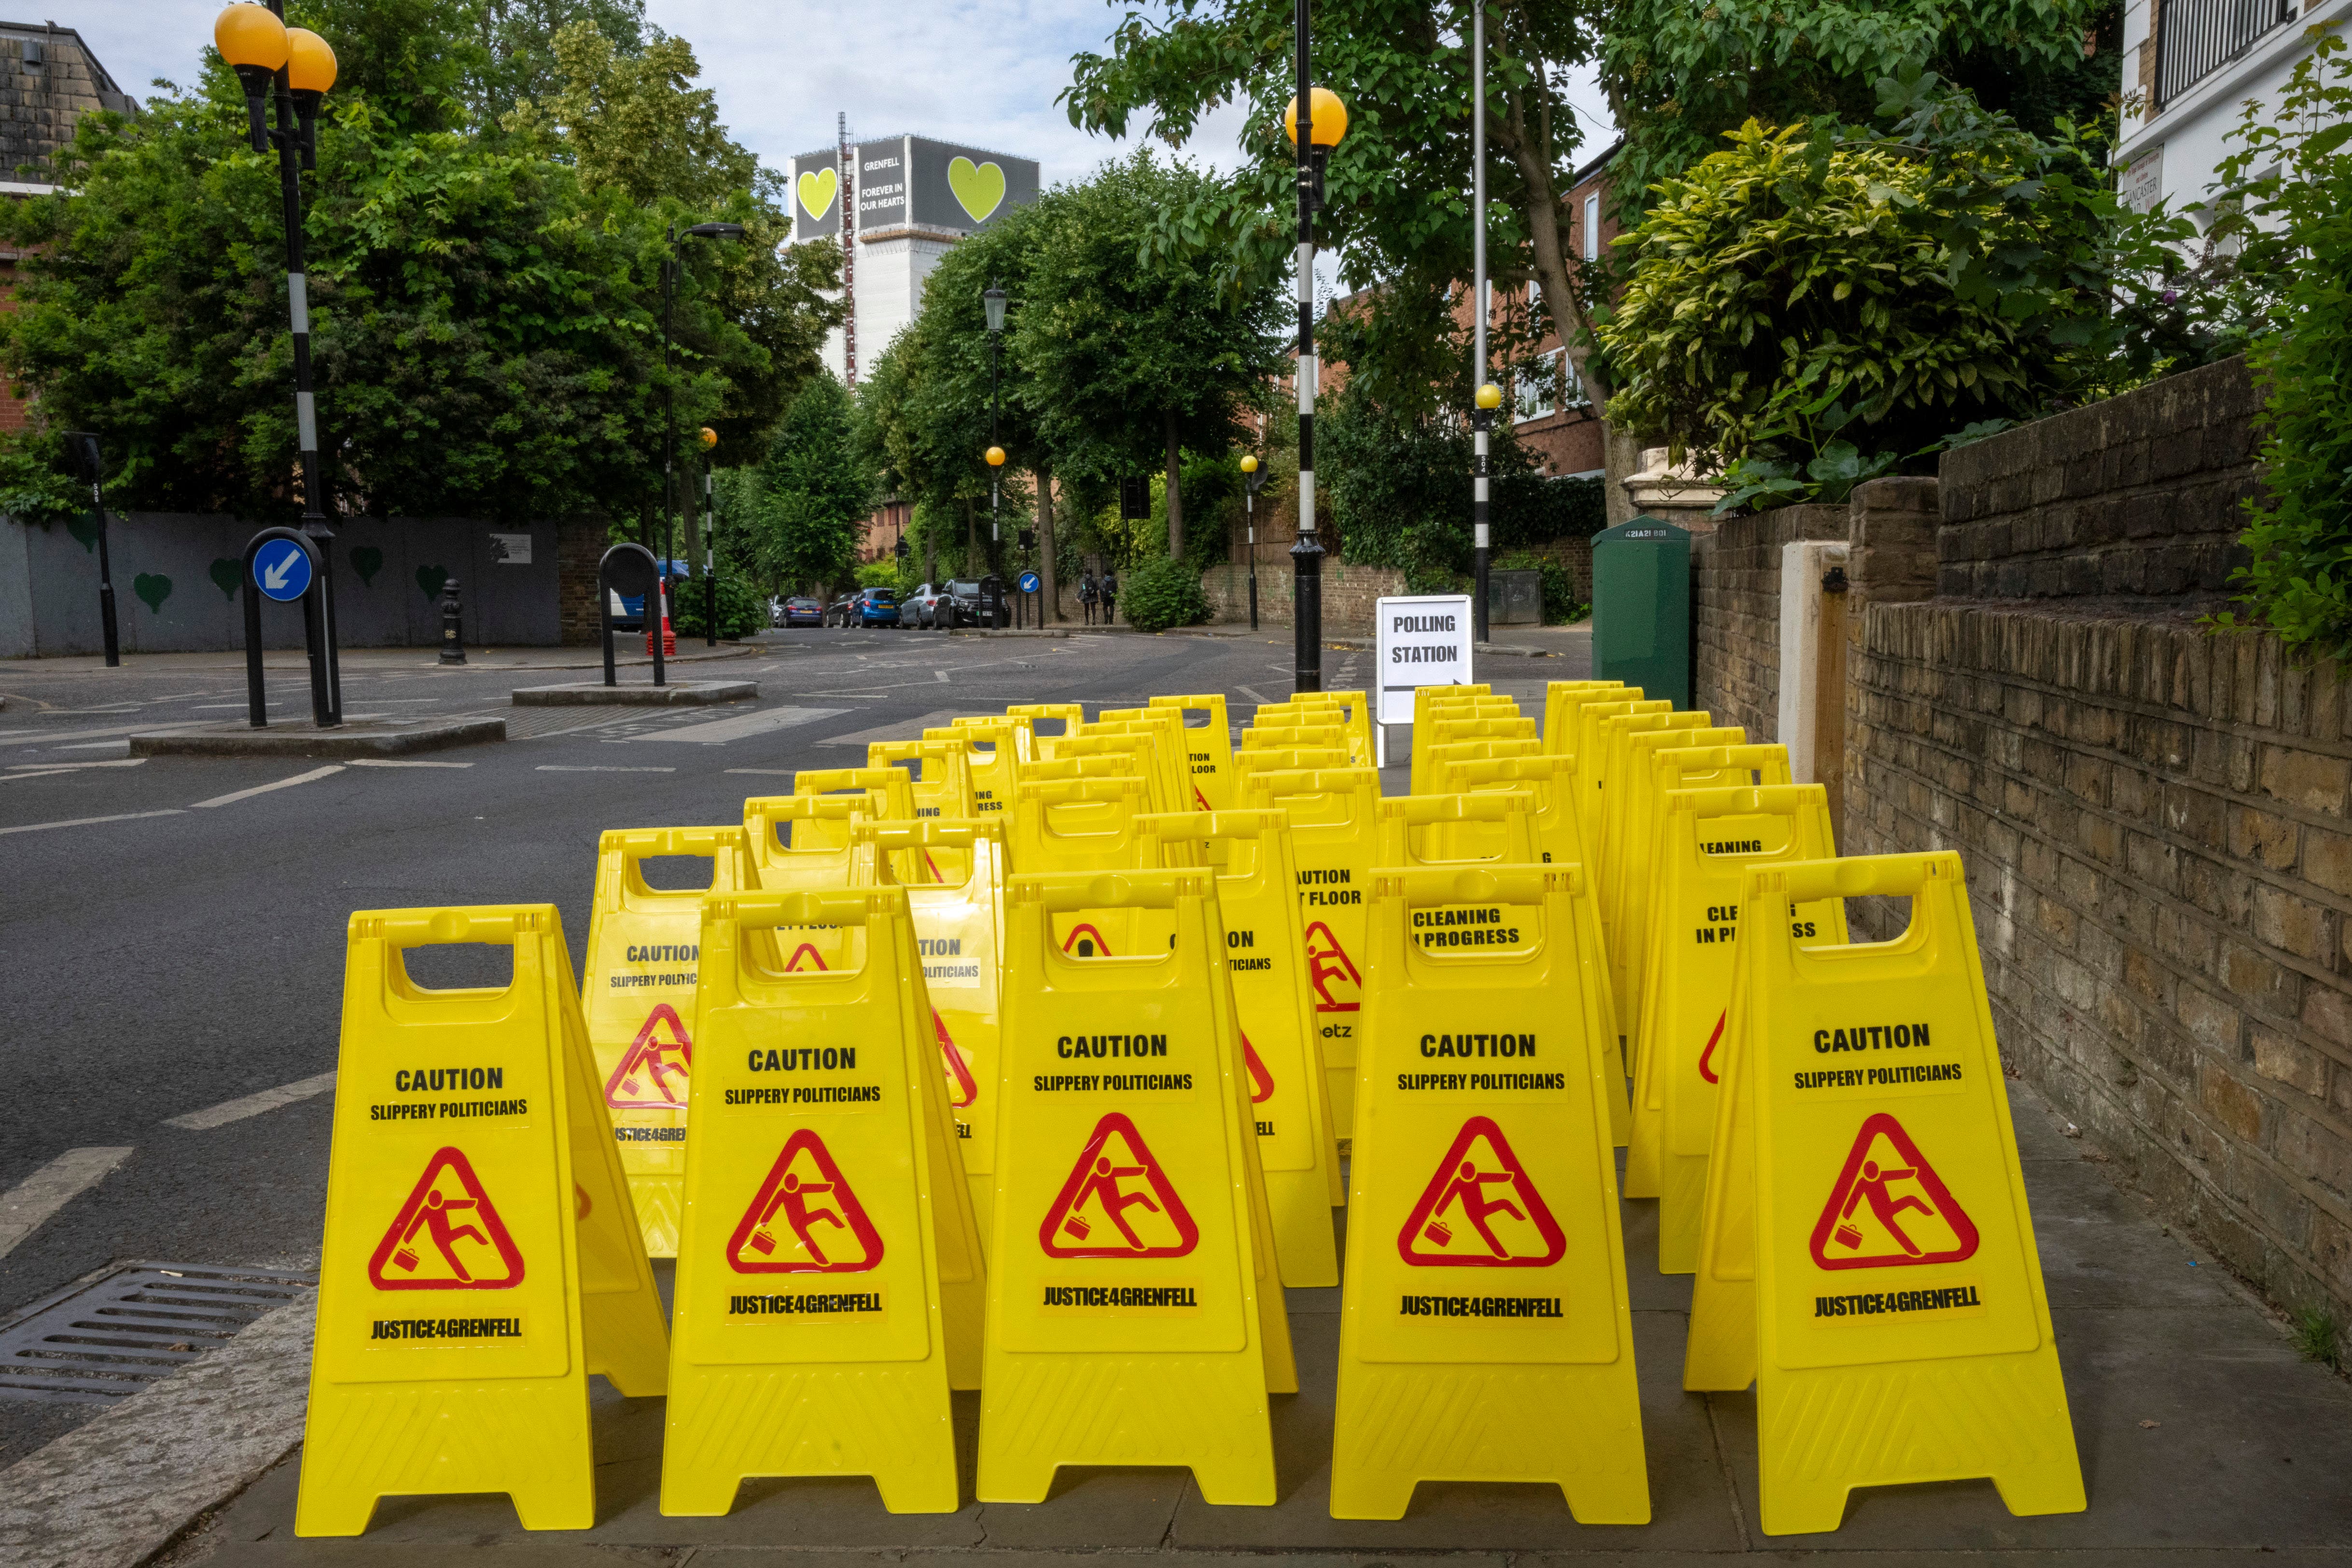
[870,738,978,881]
[1603,723,1744,1011]
[1615,742,1793,1073]
[298,906,668,1536]
[1424,737,1542,781]
[934,718,1030,818]
[1331,866,1646,1522]
[1234,744,1353,783]
[1252,691,1373,766]
[1701,853,2083,1534]
[1242,721,1347,753]
[741,796,886,972]
[875,818,1011,1232]
[1237,765,1382,1138]
[1374,793,1628,1143]
[1623,786,1842,1259]
[791,768,924,882]
[661,887,964,1515]
[979,868,1285,1505]
[1007,701,1085,741]
[1149,693,1238,808]
[1008,777,1168,956]
[1043,731,1178,813]
[1413,715,1535,795]
[1139,810,1344,1285]
[1097,706,1198,811]
[1540,680,1627,755]
[1594,710,1715,914]
[581,826,761,1257]
[1573,698,1670,846]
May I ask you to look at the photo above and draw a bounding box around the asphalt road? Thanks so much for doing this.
[0,625,1575,1462]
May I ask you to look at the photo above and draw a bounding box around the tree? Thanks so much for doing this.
[727,374,871,592]
[1015,153,1284,561]
[469,0,644,130]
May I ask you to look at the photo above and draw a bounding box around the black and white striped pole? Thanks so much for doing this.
[1474,382,1500,640]
[1285,28,1346,694]
[218,1,343,722]
[1470,0,1494,646]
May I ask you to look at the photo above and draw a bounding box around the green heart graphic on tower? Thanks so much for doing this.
[797,166,838,222]
[948,157,1006,223]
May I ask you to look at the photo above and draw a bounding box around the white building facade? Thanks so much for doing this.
[2115,0,2351,219]
[787,136,1042,387]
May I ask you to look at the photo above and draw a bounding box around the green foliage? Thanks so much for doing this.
[1599,79,2207,502]
[0,0,837,525]
[666,567,765,639]
[1118,554,1211,632]
[2295,1304,2345,1371]
[2211,30,2352,659]
[724,374,870,593]
[1495,548,1585,624]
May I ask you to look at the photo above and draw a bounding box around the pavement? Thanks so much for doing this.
[16,619,2349,1564]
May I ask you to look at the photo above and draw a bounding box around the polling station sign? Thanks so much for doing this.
[1376,595,1475,725]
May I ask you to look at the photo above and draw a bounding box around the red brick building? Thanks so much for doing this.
[1498,138,1620,478]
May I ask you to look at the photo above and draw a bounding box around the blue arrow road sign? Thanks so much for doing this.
[253,538,313,603]
[1018,571,1041,594]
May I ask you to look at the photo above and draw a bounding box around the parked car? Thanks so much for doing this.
[939,580,985,628]
[824,592,855,626]
[607,589,644,632]
[778,596,825,628]
[902,582,946,628]
[851,587,899,627]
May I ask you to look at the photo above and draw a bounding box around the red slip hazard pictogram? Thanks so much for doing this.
[367,1147,526,1290]
[1809,1112,1979,1270]
[604,1003,692,1109]
[1698,1010,1726,1086]
[936,1008,979,1109]
[1242,1033,1274,1104]
[1039,1112,1198,1258]
[782,943,828,972]
[1397,1116,1567,1268]
[1303,920,1362,1013]
[727,1129,885,1274]
[1062,923,1113,957]
[1192,783,1213,812]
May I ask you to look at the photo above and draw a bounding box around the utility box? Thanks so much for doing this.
[1590,515,1691,708]
[1490,568,1543,625]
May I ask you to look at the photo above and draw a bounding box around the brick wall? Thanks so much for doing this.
[1691,504,1846,738]
[1937,354,2258,602]
[557,517,608,645]
[1199,559,1408,634]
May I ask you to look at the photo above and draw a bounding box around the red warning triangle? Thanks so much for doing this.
[726,1128,885,1274]
[1698,1010,1726,1086]
[1304,920,1362,1013]
[1038,1112,1198,1258]
[1062,922,1113,957]
[367,1147,526,1290]
[783,943,828,972]
[604,1003,693,1109]
[1810,1112,1978,1270]
[1192,782,1213,812]
[1242,1032,1274,1104]
[935,1008,979,1109]
[1397,1116,1566,1268]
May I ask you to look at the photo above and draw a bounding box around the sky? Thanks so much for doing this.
[78,0,1614,193]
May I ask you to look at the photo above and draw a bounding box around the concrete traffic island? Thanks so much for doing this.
[128,716,506,758]
[512,680,758,706]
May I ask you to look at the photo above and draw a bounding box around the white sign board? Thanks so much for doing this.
[1375,593,1475,724]
[488,532,533,565]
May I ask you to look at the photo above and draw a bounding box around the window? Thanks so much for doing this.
[1582,194,1601,261]
[2156,0,2294,106]
[1515,347,1590,425]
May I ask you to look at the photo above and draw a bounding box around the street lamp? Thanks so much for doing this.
[1241,453,1268,631]
[698,425,720,646]
[983,283,1007,625]
[664,220,745,639]
[1285,74,1346,693]
[1473,381,1502,643]
[215,1,342,722]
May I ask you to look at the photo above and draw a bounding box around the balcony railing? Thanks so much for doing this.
[2157,0,2295,107]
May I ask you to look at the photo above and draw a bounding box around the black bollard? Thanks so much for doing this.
[439,575,467,665]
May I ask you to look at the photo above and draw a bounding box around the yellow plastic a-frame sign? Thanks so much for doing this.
[1573,698,1670,844]
[1010,776,1170,956]
[1007,700,1084,736]
[1235,744,1352,784]
[741,796,885,971]
[1238,765,1382,1138]
[931,719,1029,816]
[980,868,1287,1505]
[1045,730,1179,813]
[299,906,669,1536]
[1244,721,1347,753]
[1331,866,1647,1523]
[870,738,978,881]
[582,826,760,1257]
[1540,680,1626,755]
[793,767,924,881]
[1150,693,1238,807]
[662,886,966,1516]
[1604,723,1745,1012]
[1594,710,1715,932]
[1624,786,1843,1266]
[1138,810,1344,1286]
[875,818,1011,1232]
[1096,706,1197,811]
[1710,852,2083,1533]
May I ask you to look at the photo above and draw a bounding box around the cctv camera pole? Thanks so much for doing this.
[1290,0,1323,694]
[1471,0,1490,648]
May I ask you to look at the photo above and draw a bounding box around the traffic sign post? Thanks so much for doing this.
[1018,570,1041,630]
[239,527,334,729]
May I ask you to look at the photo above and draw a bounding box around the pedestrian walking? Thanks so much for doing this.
[1102,569,1119,626]
[1080,571,1099,626]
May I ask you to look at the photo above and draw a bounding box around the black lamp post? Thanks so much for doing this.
[216,0,342,722]
[665,221,744,638]
[1285,64,1346,693]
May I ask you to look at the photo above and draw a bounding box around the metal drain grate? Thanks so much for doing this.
[0,1262,314,1404]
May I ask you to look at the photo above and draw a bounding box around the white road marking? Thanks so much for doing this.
[537,764,676,773]
[55,740,133,753]
[0,808,185,836]
[348,758,473,768]
[164,1070,337,1131]
[934,669,951,682]
[813,710,964,749]
[1237,685,1271,705]
[0,722,192,748]
[634,705,847,746]
[189,765,346,809]
[0,1147,135,1262]
[6,758,146,771]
